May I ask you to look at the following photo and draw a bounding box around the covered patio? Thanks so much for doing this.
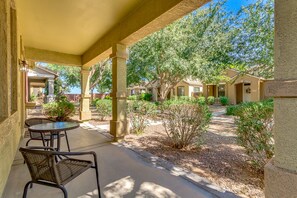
[2,125,229,198]
[1,0,297,197]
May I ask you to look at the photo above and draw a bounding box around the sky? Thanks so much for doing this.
[68,0,256,94]
[224,0,255,12]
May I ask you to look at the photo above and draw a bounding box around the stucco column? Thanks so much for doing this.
[264,1,297,197]
[46,78,55,103]
[80,69,92,121]
[110,44,129,140]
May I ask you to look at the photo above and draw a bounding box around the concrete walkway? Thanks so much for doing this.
[3,125,234,198]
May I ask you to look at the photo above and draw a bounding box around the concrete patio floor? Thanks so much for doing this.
[3,124,234,198]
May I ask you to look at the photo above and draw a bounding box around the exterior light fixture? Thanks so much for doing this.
[19,59,29,72]
[19,35,29,72]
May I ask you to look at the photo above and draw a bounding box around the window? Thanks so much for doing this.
[177,86,185,96]
[194,87,201,93]
[218,84,226,97]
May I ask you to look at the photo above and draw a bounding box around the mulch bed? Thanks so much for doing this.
[123,113,264,198]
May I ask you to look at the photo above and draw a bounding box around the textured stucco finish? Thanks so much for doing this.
[110,44,129,139]
[25,47,82,66]
[264,0,297,197]
[80,69,92,121]
[274,0,297,80]
[0,0,23,196]
[202,69,263,104]
[273,98,297,171]
[265,161,297,198]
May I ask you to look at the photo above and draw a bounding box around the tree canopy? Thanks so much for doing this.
[127,1,233,100]
[231,0,274,78]
[128,0,274,91]
[46,59,112,94]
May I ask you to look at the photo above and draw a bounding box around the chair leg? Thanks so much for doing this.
[25,139,31,147]
[64,131,71,152]
[22,181,32,198]
[41,133,46,147]
[94,165,101,198]
[58,185,68,198]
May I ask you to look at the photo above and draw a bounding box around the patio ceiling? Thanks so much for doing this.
[17,0,209,67]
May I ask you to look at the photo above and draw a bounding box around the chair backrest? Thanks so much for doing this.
[20,147,61,184]
[25,118,55,139]
[25,118,55,127]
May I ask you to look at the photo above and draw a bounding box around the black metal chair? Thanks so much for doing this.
[20,147,101,198]
[25,118,71,152]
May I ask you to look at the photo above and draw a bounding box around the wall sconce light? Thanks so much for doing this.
[19,59,29,72]
[19,35,29,72]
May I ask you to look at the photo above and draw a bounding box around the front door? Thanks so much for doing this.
[235,83,243,104]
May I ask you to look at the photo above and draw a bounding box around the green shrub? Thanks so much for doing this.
[207,96,215,105]
[127,101,157,134]
[43,96,75,121]
[226,105,240,116]
[91,98,100,106]
[127,95,138,100]
[105,95,112,100]
[139,93,153,101]
[197,96,206,105]
[29,94,37,102]
[235,100,274,170]
[96,99,112,120]
[162,103,211,149]
[178,96,192,101]
[220,96,229,106]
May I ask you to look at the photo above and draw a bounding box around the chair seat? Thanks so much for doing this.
[56,158,92,185]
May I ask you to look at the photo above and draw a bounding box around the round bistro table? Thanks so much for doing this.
[29,122,79,151]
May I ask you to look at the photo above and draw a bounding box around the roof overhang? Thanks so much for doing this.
[17,0,209,67]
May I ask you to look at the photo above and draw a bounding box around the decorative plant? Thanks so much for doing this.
[139,93,153,101]
[29,94,37,102]
[96,99,112,120]
[91,98,100,106]
[127,95,138,100]
[220,96,229,106]
[127,101,157,134]
[197,96,206,105]
[207,96,215,105]
[235,100,274,170]
[162,103,211,149]
[43,95,75,121]
[226,105,240,116]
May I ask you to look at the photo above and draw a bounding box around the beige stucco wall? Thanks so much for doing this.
[227,75,260,104]
[203,70,263,105]
[172,81,202,98]
[174,81,190,97]
[0,0,24,196]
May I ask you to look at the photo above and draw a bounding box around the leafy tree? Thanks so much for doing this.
[88,59,112,95]
[45,64,81,88]
[231,0,274,78]
[127,1,234,100]
[46,59,112,94]
[44,78,69,96]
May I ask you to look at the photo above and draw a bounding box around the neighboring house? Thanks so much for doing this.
[127,82,147,96]
[27,65,58,105]
[142,79,203,101]
[203,69,270,105]
[171,79,203,98]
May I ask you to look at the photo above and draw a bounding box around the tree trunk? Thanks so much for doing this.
[91,88,94,102]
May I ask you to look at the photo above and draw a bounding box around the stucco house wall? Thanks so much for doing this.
[0,0,24,195]
[203,69,267,105]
